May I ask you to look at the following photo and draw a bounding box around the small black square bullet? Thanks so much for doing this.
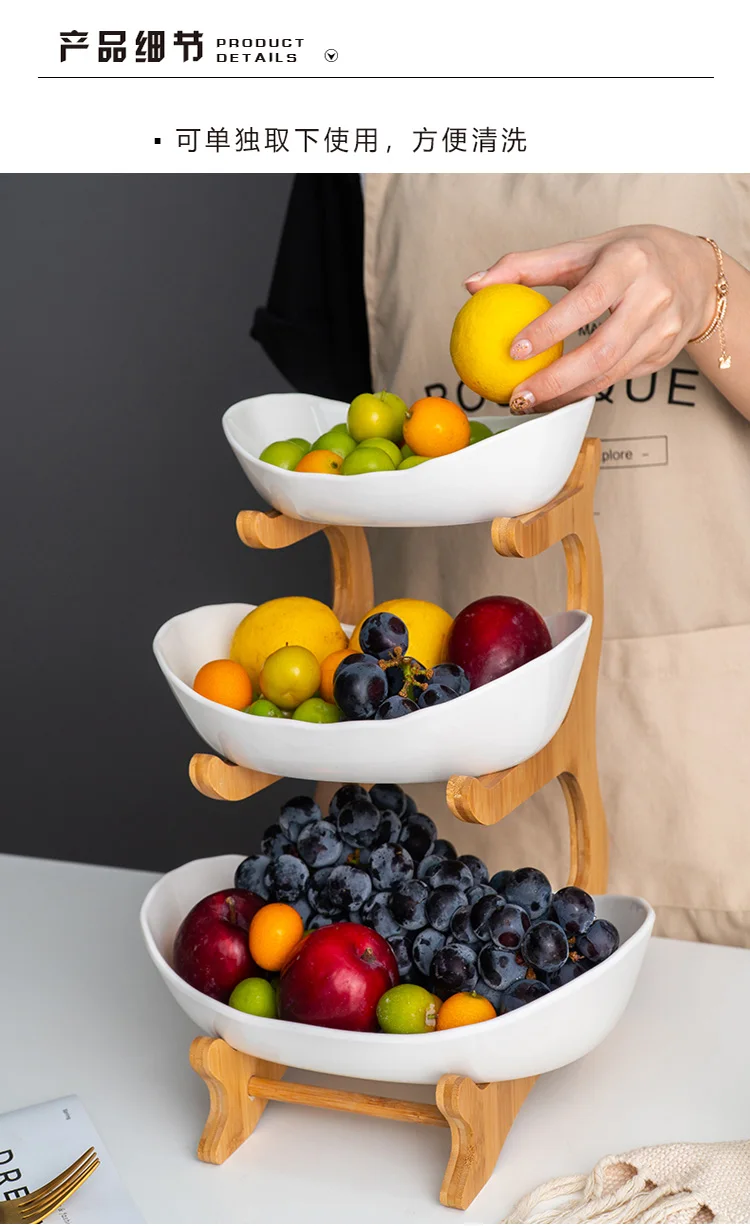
[154,137,161,145]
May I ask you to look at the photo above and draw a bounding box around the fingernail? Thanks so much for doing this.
[510,338,533,360]
[510,391,536,415]
[464,270,487,286]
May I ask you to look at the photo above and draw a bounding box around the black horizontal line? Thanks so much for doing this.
[38,74,714,80]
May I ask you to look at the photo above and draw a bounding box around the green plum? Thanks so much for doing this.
[229,978,278,1018]
[342,447,396,475]
[376,984,438,1034]
[401,443,415,460]
[347,390,408,444]
[313,429,358,458]
[398,455,431,470]
[292,697,341,723]
[287,437,311,455]
[245,698,285,717]
[359,437,402,467]
[329,421,351,435]
[259,440,307,470]
[468,420,494,444]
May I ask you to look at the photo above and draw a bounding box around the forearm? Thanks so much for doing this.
[688,252,750,422]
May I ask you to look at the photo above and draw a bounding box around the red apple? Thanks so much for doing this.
[448,595,552,688]
[279,922,398,1031]
[173,889,265,1002]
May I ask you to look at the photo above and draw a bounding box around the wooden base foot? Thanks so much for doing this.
[190,1037,286,1164]
[437,1074,536,1209]
[189,1038,534,1208]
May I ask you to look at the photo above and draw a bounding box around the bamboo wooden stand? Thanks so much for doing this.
[187,437,607,1209]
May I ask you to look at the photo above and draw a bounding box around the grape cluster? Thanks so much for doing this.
[332,613,470,722]
[235,786,620,1013]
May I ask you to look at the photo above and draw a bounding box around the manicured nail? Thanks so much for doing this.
[510,391,536,415]
[464,270,487,286]
[510,338,532,360]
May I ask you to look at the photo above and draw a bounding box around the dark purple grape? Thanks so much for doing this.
[459,854,489,886]
[470,895,504,942]
[383,657,428,699]
[433,839,458,860]
[473,978,504,1012]
[551,887,596,937]
[400,813,437,862]
[544,959,592,989]
[359,612,409,660]
[370,844,414,890]
[501,979,550,1012]
[375,811,403,846]
[417,853,445,882]
[403,793,418,817]
[308,868,341,918]
[308,914,334,930]
[329,783,369,820]
[488,904,531,951]
[428,663,470,696]
[388,931,414,978]
[325,865,373,911]
[362,892,403,940]
[390,879,429,930]
[293,896,313,926]
[297,820,343,869]
[425,884,469,932]
[468,883,497,907]
[234,854,271,899]
[375,696,419,719]
[522,921,569,974]
[264,854,310,903]
[576,918,620,964]
[369,784,409,818]
[450,906,477,947]
[417,683,458,709]
[278,795,321,840]
[489,869,513,896]
[333,655,388,720]
[412,927,445,977]
[431,943,478,995]
[478,945,527,992]
[428,859,475,892]
[260,824,296,859]
[335,796,382,849]
[307,866,333,905]
[504,867,552,920]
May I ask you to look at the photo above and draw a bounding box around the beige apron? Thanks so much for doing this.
[363,173,750,947]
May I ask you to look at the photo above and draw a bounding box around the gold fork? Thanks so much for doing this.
[0,1148,100,1224]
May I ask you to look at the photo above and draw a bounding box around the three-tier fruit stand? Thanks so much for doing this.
[182,436,607,1210]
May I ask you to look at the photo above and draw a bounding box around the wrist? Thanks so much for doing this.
[690,234,722,338]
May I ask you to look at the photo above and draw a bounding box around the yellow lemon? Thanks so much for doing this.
[230,597,348,690]
[450,284,563,404]
[351,599,453,670]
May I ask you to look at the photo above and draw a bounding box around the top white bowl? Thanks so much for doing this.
[222,393,595,527]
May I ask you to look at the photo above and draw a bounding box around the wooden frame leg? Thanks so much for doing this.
[437,1074,536,1209]
[190,1037,286,1164]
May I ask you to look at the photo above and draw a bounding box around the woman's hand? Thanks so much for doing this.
[464,225,718,413]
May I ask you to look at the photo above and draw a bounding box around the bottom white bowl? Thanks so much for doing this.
[141,855,654,1086]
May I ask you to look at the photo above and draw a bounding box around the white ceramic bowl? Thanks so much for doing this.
[153,603,591,783]
[141,854,654,1086]
[222,393,595,527]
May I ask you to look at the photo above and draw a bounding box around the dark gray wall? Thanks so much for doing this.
[1,174,334,872]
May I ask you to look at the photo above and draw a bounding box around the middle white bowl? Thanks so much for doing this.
[153,603,591,783]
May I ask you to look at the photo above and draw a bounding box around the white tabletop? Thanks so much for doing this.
[2,852,749,1224]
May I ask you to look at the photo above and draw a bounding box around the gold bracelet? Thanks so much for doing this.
[688,236,731,369]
